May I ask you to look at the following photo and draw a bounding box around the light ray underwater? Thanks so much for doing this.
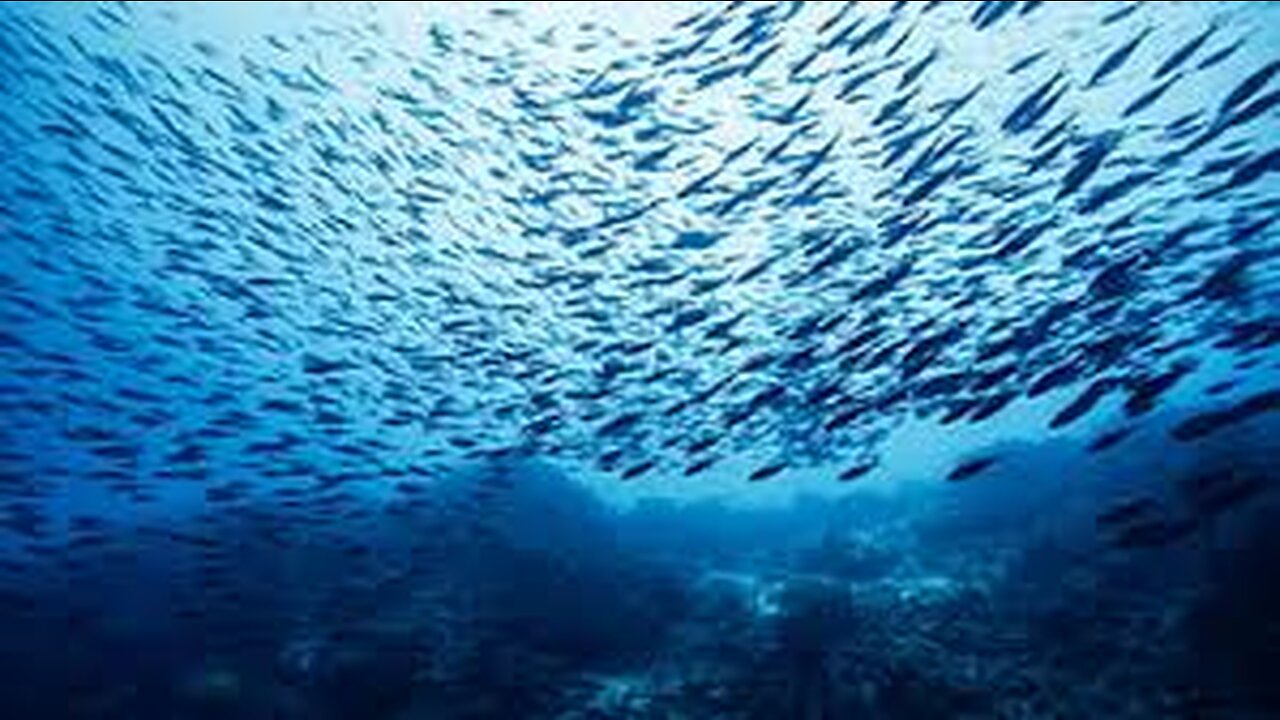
[1,2,1279,718]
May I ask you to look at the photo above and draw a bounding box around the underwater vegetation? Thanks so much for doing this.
[0,0,1278,718]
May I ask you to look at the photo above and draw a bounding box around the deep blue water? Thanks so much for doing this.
[1,2,1279,718]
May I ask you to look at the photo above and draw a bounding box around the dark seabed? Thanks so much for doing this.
[1,1,1279,718]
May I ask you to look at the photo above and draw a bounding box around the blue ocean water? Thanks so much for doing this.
[1,1,1278,718]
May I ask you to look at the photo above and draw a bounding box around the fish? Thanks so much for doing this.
[1109,516,1198,549]
[1057,133,1118,200]
[1195,37,1245,71]
[1131,350,1189,395]
[1152,23,1218,79]
[620,461,657,480]
[1008,50,1049,76]
[1181,470,1268,518]
[0,1,1270,608]
[1078,170,1159,214]
[971,1,1019,32]
[1096,496,1160,528]
[1121,74,1180,118]
[1100,4,1141,27]
[748,462,788,482]
[1197,146,1280,198]
[1171,389,1280,441]
[1218,60,1280,117]
[946,456,997,482]
[1087,28,1152,87]
[837,461,877,482]
[1002,72,1067,134]
[1086,426,1134,453]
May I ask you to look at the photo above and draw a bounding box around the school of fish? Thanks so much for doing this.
[0,0,1278,574]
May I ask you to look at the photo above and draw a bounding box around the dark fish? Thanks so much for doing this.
[1100,4,1141,27]
[1121,74,1180,117]
[837,461,876,482]
[849,260,913,302]
[1002,72,1066,134]
[1153,23,1217,79]
[901,161,963,204]
[1087,426,1134,453]
[966,390,1016,422]
[824,403,868,432]
[597,411,644,438]
[686,435,720,455]
[1170,389,1280,441]
[620,460,657,480]
[991,221,1053,260]
[900,326,963,379]
[668,307,711,332]
[846,16,895,57]
[898,48,939,91]
[684,457,717,476]
[1218,59,1280,116]
[1109,516,1197,549]
[1079,170,1159,214]
[1057,134,1118,200]
[1049,378,1121,429]
[1195,37,1244,71]
[672,230,724,251]
[946,456,997,481]
[1185,251,1254,302]
[1089,256,1143,300]
[1087,28,1151,87]
[1008,50,1049,75]
[1223,88,1280,132]
[1214,318,1280,353]
[1197,146,1280,198]
[748,462,787,482]
[1097,496,1159,527]
[1123,363,1194,417]
[1182,471,1267,517]
[971,1,1018,32]
[302,354,357,375]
